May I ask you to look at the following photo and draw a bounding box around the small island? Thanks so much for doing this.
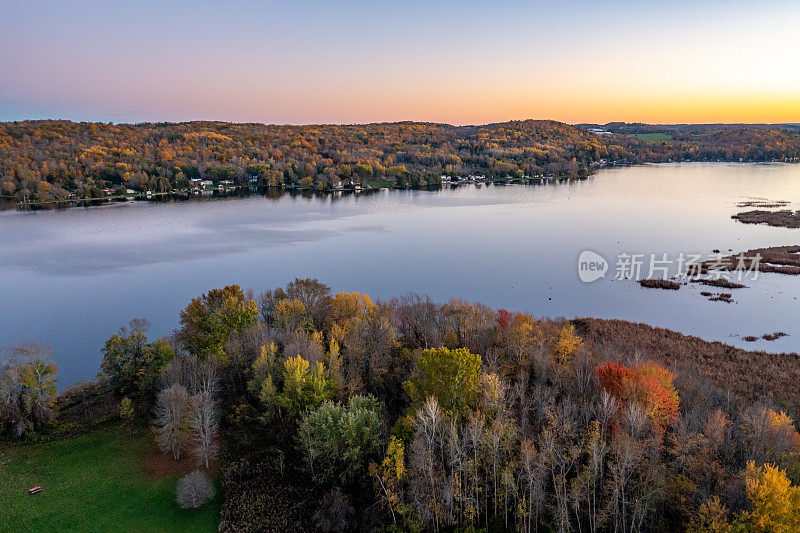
[732,209,800,229]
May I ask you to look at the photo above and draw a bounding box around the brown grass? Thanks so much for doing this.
[573,317,800,416]
[708,293,733,303]
[690,245,800,276]
[690,278,746,289]
[639,279,681,290]
[732,209,800,228]
[142,448,219,479]
[736,199,790,209]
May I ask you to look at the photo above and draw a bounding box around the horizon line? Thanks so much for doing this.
[3,117,800,128]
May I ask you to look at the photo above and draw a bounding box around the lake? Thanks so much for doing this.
[2,163,800,388]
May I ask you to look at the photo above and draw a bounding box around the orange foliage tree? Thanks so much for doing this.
[595,360,679,433]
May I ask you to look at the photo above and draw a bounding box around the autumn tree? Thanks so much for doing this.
[272,299,308,334]
[741,407,800,466]
[178,285,259,358]
[330,291,375,327]
[255,354,333,418]
[371,436,407,525]
[739,461,800,532]
[552,321,582,367]
[101,318,174,397]
[286,277,332,329]
[595,360,680,434]
[342,307,397,392]
[496,309,540,365]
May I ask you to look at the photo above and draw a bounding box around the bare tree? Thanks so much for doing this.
[191,391,219,468]
[391,293,443,349]
[155,383,191,460]
[286,277,332,330]
[195,357,219,397]
[410,396,444,532]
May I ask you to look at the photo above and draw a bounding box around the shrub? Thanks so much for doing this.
[176,470,215,509]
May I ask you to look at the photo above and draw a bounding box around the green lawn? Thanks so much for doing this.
[634,132,674,141]
[0,424,220,532]
[367,178,395,189]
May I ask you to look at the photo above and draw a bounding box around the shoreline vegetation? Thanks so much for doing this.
[5,281,800,530]
[639,279,682,290]
[0,176,568,212]
[2,119,800,210]
[732,209,800,229]
[694,245,800,276]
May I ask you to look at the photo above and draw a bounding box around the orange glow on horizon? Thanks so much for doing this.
[2,1,799,125]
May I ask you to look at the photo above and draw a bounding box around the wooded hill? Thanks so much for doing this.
[2,120,799,203]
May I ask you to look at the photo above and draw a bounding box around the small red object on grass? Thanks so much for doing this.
[29,486,41,494]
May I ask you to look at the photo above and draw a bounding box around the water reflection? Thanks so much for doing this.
[1,163,799,387]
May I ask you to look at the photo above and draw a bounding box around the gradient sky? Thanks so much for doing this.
[1,0,799,125]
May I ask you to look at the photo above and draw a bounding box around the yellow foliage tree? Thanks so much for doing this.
[688,497,734,533]
[740,461,800,532]
[273,299,307,333]
[254,354,332,418]
[331,292,375,324]
[552,322,582,366]
[371,436,407,525]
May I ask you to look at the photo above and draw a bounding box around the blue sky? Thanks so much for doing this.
[1,0,798,124]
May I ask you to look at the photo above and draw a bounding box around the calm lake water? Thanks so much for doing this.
[2,163,800,388]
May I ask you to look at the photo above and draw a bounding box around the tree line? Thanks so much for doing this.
[5,279,800,530]
[3,119,799,204]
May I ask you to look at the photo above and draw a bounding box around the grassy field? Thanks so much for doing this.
[367,178,395,189]
[634,132,674,141]
[0,424,220,532]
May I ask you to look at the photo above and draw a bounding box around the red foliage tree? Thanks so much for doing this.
[495,308,513,330]
[595,361,679,433]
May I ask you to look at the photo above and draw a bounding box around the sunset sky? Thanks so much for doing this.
[1,0,798,125]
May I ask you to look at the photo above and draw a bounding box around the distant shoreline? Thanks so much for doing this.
[3,159,797,213]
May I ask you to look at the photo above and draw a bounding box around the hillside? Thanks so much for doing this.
[2,120,800,204]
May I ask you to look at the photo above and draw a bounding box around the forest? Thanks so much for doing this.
[2,120,800,204]
[4,279,800,531]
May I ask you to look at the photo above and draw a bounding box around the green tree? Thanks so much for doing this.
[279,355,331,416]
[300,394,383,482]
[255,354,333,418]
[404,347,482,419]
[178,285,259,358]
[101,319,174,397]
